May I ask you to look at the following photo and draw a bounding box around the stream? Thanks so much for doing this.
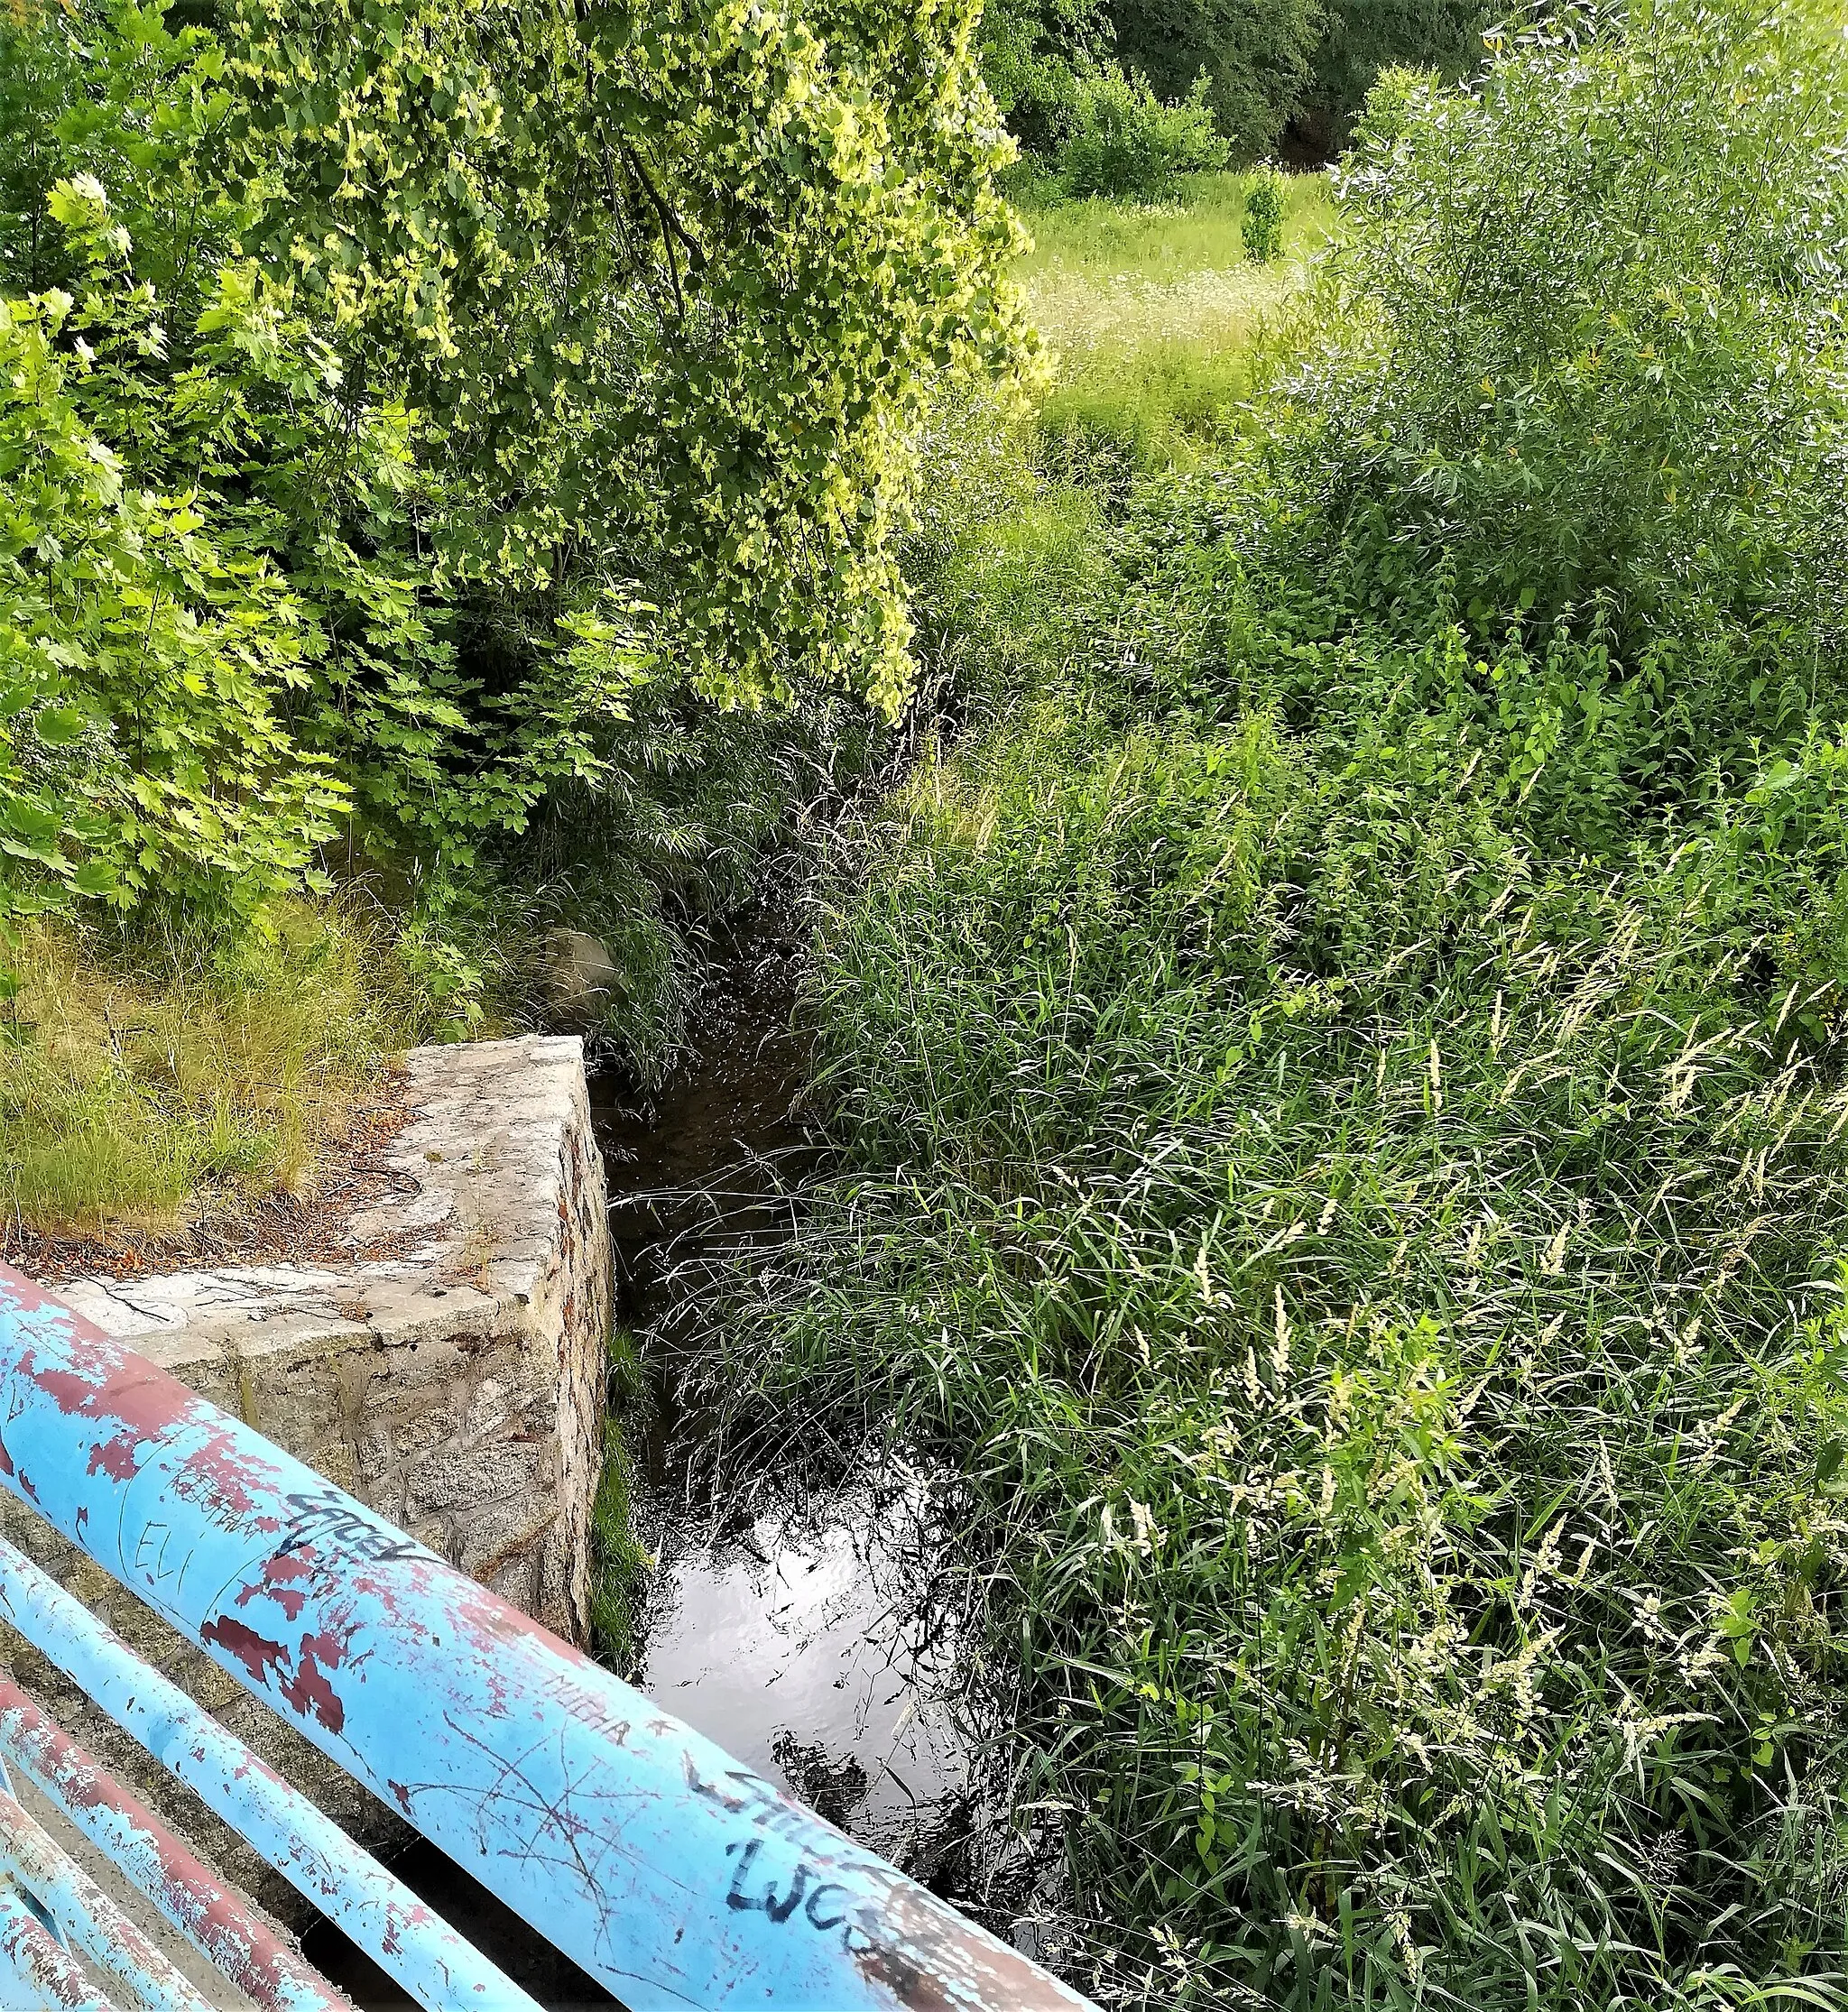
[304,931,997,2007]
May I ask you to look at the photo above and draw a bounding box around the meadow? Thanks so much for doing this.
[698,8,1848,2007]
[1021,171,1334,483]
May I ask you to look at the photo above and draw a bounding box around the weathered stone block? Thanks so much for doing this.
[0,1035,612,1935]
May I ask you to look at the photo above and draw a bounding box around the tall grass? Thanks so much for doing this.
[710,685,1848,2006]
[699,6,1848,2006]
[1,905,430,1240]
[1017,171,1337,284]
[1019,171,1333,482]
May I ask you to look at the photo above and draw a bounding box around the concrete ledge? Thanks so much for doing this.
[55,1035,612,1641]
[0,1036,613,1935]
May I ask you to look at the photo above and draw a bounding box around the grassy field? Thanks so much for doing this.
[1,907,430,1243]
[1018,171,1335,481]
[1016,170,1338,285]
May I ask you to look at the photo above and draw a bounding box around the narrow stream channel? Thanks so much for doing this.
[305,928,995,2006]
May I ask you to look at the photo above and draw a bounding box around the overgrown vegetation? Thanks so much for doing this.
[0,0,1021,1229]
[588,1329,652,1669]
[0,908,423,1238]
[982,0,1488,196]
[705,4,1848,2006]
[0,0,1018,1019]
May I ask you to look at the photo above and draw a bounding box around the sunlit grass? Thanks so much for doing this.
[1016,169,1338,284]
[0,903,431,1240]
[1014,171,1336,476]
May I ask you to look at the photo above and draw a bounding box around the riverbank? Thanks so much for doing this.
[667,19,1848,2008]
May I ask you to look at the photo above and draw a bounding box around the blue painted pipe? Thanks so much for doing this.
[0,1780,218,2012]
[0,1265,1095,2012]
[0,1536,541,2012]
[0,1675,356,2012]
[0,1878,115,2011]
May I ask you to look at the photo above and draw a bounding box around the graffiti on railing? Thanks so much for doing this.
[0,1263,1096,2012]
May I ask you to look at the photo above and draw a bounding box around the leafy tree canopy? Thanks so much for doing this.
[1106,0,1322,158]
[0,0,1023,965]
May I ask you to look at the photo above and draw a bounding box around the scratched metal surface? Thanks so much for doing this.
[0,1675,356,2012]
[0,1774,219,2012]
[0,1265,1096,2012]
[0,1538,543,2011]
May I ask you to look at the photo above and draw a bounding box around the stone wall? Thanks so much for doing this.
[0,1035,613,1945]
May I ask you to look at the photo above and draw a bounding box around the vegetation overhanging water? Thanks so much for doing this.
[11,0,1848,2007]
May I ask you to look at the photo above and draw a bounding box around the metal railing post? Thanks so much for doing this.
[0,1541,540,2012]
[0,1262,1098,2012]
[0,1678,353,2012]
[0,1880,118,2012]
[0,1785,217,2012]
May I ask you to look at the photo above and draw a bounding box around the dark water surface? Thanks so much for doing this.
[306,930,991,2005]
[595,933,984,1884]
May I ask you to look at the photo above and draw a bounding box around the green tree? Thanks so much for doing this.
[1294,0,1489,155]
[1106,0,1321,159]
[221,0,1025,714]
[0,0,1024,1002]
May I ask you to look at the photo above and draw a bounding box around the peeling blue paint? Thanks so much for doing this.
[0,1264,1096,2012]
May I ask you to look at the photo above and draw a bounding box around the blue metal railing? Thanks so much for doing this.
[0,1264,1096,2012]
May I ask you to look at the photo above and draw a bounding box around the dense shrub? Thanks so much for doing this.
[1055,68,1230,199]
[981,0,1119,155]
[1291,0,1489,155]
[1300,2,1848,667]
[1240,167,1283,257]
[701,2,1848,2005]
[1107,0,1321,159]
[0,0,1022,1045]
[983,0,1483,173]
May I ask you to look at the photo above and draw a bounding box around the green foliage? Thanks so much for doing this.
[220,0,1026,713]
[978,0,1484,171]
[1053,66,1230,200]
[1017,168,1337,280]
[589,1328,651,1672]
[1295,0,1489,154]
[1107,0,1321,160]
[0,195,345,928]
[518,684,874,1080]
[1296,0,1848,689]
[717,690,1848,2005]
[1240,166,1282,259]
[698,2,1848,2005]
[980,0,1116,155]
[0,0,1022,1010]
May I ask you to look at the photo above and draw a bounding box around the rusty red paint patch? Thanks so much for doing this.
[234,1550,318,1621]
[279,1629,347,1735]
[199,1615,289,1691]
[88,1436,139,1481]
[0,1264,64,1316]
[16,1310,275,1518]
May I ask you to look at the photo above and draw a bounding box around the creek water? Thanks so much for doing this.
[304,930,991,2006]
